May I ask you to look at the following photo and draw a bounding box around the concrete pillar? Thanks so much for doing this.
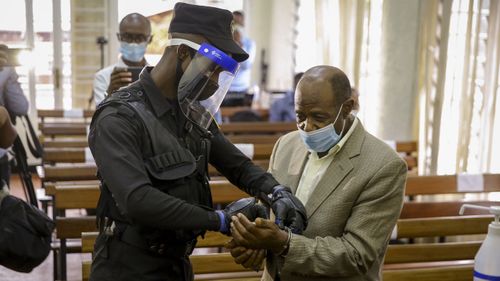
[70,0,116,108]
[375,0,421,141]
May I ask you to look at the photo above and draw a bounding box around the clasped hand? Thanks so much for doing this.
[226,214,288,271]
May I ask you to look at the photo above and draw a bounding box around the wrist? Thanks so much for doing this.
[272,228,291,255]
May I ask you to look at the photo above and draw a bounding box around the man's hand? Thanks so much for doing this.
[107,67,132,95]
[226,239,266,271]
[0,44,8,67]
[271,185,308,234]
[217,197,268,235]
[230,213,289,254]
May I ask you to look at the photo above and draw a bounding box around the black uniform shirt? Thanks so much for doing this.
[88,67,279,232]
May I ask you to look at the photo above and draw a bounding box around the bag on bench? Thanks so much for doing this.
[0,182,55,272]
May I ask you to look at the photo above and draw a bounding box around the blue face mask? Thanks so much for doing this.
[119,41,147,62]
[298,104,346,152]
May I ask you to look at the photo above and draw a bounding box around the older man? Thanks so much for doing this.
[229,65,407,281]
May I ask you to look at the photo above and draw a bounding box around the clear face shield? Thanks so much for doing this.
[166,38,240,129]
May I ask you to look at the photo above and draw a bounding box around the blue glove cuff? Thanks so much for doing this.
[272,185,291,196]
[215,210,228,233]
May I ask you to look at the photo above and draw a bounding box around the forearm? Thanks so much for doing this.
[126,186,220,231]
[283,234,369,277]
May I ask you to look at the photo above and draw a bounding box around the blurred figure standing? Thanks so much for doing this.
[221,11,256,107]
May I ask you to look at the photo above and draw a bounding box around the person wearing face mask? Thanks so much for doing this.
[87,3,306,281]
[92,13,152,106]
[227,65,407,281]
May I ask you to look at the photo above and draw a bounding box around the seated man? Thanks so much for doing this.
[269,72,303,122]
[93,13,152,105]
[228,65,407,281]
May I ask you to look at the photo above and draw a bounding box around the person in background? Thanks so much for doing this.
[93,13,152,105]
[269,72,304,122]
[0,44,29,185]
[227,65,407,281]
[221,11,256,107]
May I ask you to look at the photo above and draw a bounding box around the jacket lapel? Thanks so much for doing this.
[305,121,365,218]
[287,142,309,194]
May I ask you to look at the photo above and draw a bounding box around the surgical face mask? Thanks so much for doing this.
[298,104,345,152]
[119,41,147,62]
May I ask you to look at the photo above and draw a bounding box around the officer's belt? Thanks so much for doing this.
[110,220,196,257]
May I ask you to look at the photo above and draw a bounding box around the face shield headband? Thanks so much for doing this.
[166,38,240,129]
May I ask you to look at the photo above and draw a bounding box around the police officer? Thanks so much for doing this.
[88,3,306,281]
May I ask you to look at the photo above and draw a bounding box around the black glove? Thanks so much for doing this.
[217,197,268,235]
[271,185,307,234]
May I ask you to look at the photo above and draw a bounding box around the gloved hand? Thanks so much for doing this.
[216,197,268,235]
[271,185,307,234]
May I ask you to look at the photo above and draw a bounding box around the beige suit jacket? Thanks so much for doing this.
[262,121,407,281]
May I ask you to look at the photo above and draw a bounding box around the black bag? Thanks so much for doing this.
[0,194,55,272]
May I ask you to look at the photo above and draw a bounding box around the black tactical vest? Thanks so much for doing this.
[91,84,213,242]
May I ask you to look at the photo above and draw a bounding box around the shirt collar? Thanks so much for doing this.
[138,66,174,117]
[311,116,359,159]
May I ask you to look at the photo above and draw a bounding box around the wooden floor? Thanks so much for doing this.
[0,174,87,281]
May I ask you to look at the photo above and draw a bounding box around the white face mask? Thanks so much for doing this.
[298,104,345,152]
[119,41,147,62]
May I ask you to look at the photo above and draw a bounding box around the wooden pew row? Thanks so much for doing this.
[50,181,248,207]
[42,174,500,214]
[42,134,283,148]
[38,107,269,123]
[405,174,500,195]
[81,258,474,281]
[53,177,492,280]
[38,109,95,120]
[41,150,416,173]
[41,161,270,182]
[43,144,275,163]
[40,121,298,137]
[81,215,489,281]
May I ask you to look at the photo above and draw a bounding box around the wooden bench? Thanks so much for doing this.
[42,134,283,148]
[53,185,98,281]
[39,121,298,138]
[58,173,495,280]
[81,215,490,281]
[38,109,94,121]
[38,107,270,124]
[43,144,275,163]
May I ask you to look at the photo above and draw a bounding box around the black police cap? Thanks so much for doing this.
[168,2,249,62]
